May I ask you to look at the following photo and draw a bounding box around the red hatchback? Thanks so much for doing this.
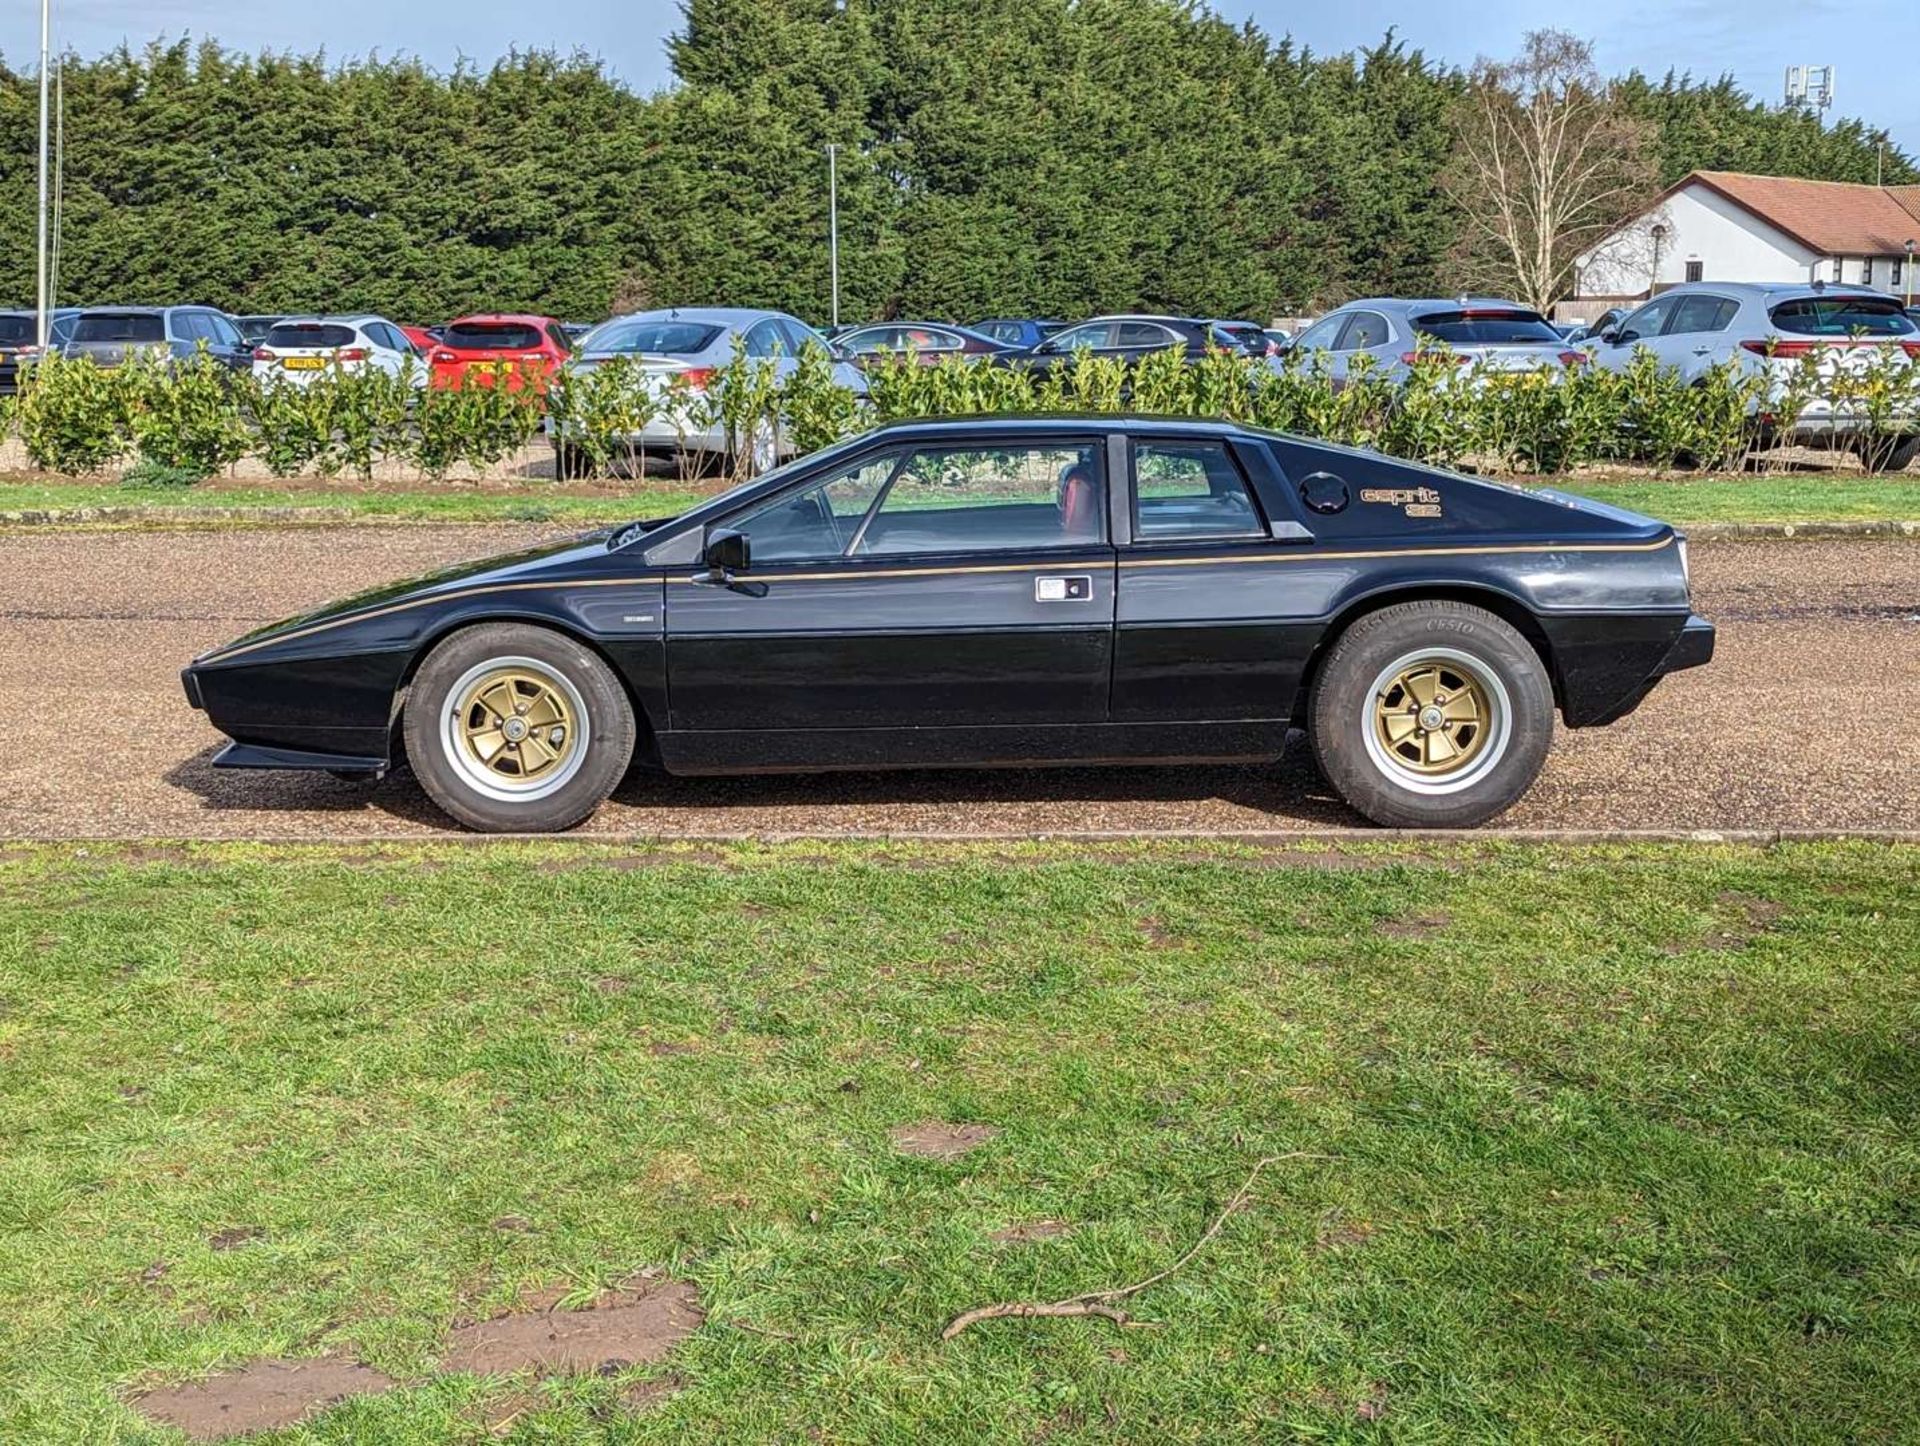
[428,314,570,391]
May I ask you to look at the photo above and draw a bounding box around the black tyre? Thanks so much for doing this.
[1309,600,1554,828]
[403,623,635,833]
[1854,432,1920,475]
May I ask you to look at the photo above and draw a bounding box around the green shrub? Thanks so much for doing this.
[14,355,132,474]
[546,355,661,477]
[123,349,252,476]
[119,458,207,490]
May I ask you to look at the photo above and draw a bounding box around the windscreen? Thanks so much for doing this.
[1412,310,1562,345]
[264,323,359,349]
[580,319,724,355]
[441,322,545,351]
[72,314,165,343]
[1768,297,1915,337]
[0,316,35,344]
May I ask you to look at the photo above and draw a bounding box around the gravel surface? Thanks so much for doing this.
[2,526,1914,838]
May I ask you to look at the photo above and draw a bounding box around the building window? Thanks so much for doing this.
[1683,260,1703,283]
[1895,259,1905,287]
[1862,258,1874,286]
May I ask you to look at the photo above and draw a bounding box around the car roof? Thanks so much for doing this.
[270,314,388,326]
[1640,280,1886,299]
[446,312,560,326]
[1082,314,1205,325]
[1340,297,1541,313]
[870,413,1248,441]
[612,307,795,326]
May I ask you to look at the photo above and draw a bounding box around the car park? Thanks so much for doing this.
[428,313,571,391]
[1014,314,1273,375]
[1588,282,1920,470]
[0,307,77,393]
[252,315,426,387]
[1285,298,1587,383]
[550,307,867,475]
[59,305,253,372]
[183,414,1712,834]
[971,318,1066,350]
[830,321,1011,367]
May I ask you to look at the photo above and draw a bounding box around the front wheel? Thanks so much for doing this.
[1853,432,1920,474]
[403,623,635,832]
[1309,600,1554,828]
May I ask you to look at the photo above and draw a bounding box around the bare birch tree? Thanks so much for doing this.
[1443,31,1658,311]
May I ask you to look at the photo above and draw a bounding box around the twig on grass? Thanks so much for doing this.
[940,1151,1334,1342]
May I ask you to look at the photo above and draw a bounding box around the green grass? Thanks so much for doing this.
[0,481,701,526]
[1540,474,1920,525]
[0,472,1916,531]
[2,839,1916,1443]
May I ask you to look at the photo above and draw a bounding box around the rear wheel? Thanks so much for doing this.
[403,623,635,833]
[1853,432,1920,474]
[1309,600,1554,828]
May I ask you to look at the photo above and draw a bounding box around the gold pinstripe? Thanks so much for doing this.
[197,535,1673,664]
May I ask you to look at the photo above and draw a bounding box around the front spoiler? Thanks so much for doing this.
[211,742,388,774]
[1664,614,1716,673]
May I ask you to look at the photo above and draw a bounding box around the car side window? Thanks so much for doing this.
[1115,321,1178,348]
[214,314,245,346]
[175,312,211,344]
[1049,322,1112,351]
[731,453,902,564]
[1132,440,1264,541]
[781,318,831,354]
[1335,311,1391,351]
[744,320,788,358]
[859,443,1105,556]
[1291,315,1344,351]
[1615,297,1674,342]
[1668,295,1737,335]
[546,323,572,353]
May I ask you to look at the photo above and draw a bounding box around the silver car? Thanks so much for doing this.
[553,307,866,472]
[1285,298,1581,383]
[1588,282,1918,467]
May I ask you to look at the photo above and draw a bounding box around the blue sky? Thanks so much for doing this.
[1,0,1913,151]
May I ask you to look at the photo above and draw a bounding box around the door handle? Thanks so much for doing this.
[1034,575,1093,602]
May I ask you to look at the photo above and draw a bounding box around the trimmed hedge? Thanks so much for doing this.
[10,338,1918,481]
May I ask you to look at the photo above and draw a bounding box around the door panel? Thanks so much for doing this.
[664,438,1118,734]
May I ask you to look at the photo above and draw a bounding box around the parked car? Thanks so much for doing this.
[236,315,288,346]
[0,307,77,394]
[399,324,442,353]
[1588,282,1919,471]
[971,318,1066,350]
[549,307,867,476]
[428,314,571,391]
[59,305,253,372]
[1561,308,1625,347]
[183,414,1712,833]
[1014,314,1271,376]
[1284,299,1586,383]
[251,315,426,388]
[831,321,1010,367]
[1208,319,1283,357]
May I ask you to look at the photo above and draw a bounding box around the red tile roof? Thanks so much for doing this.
[1686,171,1920,256]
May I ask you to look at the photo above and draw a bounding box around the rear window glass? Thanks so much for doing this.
[0,316,34,344]
[264,323,358,349]
[1768,297,1915,337]
[73,314,164,343]
[580,319,724,355]
[442,322,546,351]
[1412,310,1561,345]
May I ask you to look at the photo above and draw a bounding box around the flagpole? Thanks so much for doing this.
[36,0,51,349]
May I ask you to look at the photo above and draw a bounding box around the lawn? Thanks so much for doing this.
[0,472,1917,530]
[2,839,1915,1443]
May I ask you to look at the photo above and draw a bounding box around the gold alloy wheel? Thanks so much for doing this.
[1371,657,1492,776]
[452,666,576,786]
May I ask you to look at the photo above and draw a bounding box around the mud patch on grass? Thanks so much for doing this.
[990,1219,1069,1244]
[1135,915,1181,949]
[1313,1215,1377,1252]
[1377,911,1450,940]
[207,1226,263,1251]
[647,1040,699,1057]
[621,1373,684,1412]
[890,1121,999,1160]
[133,1357,393,1441]
[442,1280,704,1377]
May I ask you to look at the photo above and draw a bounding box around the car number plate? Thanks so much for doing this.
[283,357,325,370]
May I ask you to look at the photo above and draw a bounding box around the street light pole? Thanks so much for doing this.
[35,0,51,349]
[826,143,840,330]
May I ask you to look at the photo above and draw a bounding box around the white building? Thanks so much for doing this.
[1575,170,1920,305]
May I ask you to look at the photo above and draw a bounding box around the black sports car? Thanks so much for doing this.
[183,416,1713,832]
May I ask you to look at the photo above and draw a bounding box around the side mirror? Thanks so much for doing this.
[1034,340,1059,355]
[1600,330,1622,345]
[703,527,750,577]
